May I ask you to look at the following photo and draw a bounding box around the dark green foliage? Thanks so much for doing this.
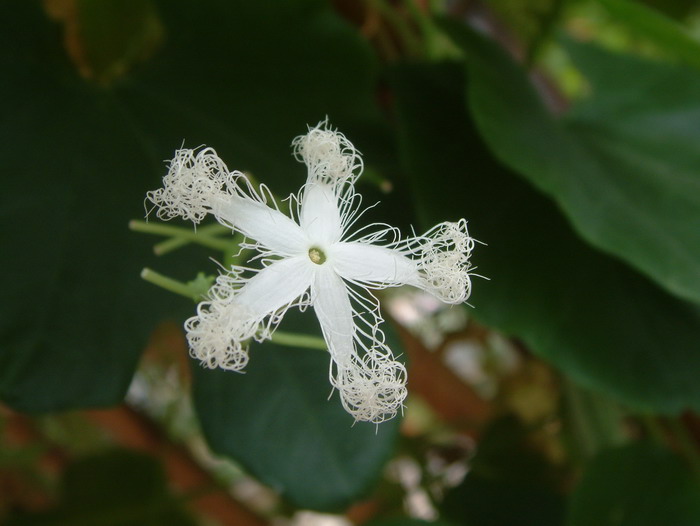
[567,443,700,526]
[442,18,700,304]
[0,0,381,412]
[442,417,565,526]
[391,60,700,414]
[3,0,700,518]
[6,449,196,526]
[192,316,400,511]
[0,0,394,509]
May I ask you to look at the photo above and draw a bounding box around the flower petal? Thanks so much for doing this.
[329,242,420,289]
[311,264,354,367]
[344,219,476,304]
[213,194,307,256]
[300,183,343,246]
[236,256,315,316]
[185,257,314,372]
[311,265,407,423]
[411,219,475,304]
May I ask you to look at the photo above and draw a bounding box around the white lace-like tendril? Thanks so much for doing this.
[418,219,475,304]
[292,120,363,188]
[184,270,259,371]
[333,355,407,424]
[146,147,233,224]
[185,303,254,372]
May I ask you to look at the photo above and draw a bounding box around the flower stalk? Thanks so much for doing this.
[153,223,232,255]
[129,219,233,253]
[140,268,205,301]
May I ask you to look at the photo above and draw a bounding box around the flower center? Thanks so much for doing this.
[308,247,326,265]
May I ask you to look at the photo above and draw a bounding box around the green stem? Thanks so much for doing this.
[130,220,232,252]
[640,414,667,445]
[668,417,700,475]
[154,223,232,255]
[141,268,201,301]
[564,377,627,461]
[369,0,425,58]
[270,331,326,351]
[401,0,439,56]
[375,22,401,61]
[362,166,393,193]
[526,0,567,66]
[138,271,327,349]
[426,0,441,16]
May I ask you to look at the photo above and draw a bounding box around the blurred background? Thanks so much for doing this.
[3,0,700,525]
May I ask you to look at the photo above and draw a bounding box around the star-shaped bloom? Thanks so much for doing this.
[146,121,476,423]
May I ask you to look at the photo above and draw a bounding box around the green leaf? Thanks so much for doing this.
[0,0,382,411]
[6,449,196,526]
[597,0,700,69]
[440,19,700,305]
[635,0,698,19]
[567,442,700,526]
[390,61,700,413]
[0,0,186,412]
[481,0,566,63]
[191,325,401,511]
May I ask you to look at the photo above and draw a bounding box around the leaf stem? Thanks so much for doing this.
[640,414,667,445]
[564,378,627,461]
[401,0,440,58]
[153,223,232,255]
[129,220,232,252]
[270,331,326,351]
[141,268,201,301]
[526,0,567,66]
[668,417,700,475]
[368,0,424,58]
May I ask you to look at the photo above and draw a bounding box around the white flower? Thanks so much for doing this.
[146,121,476,423]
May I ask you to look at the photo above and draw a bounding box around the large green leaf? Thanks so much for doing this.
[0,0,382,411]
[567,442,700,526]
[118,0,385,195]
[391,62,700,413]
[598,0,700,68]
[635,0,699,20]
[191,324,401,511]
[0,1,184,412]
[440,20,700,305]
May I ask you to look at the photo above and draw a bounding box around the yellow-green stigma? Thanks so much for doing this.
[308,247,326,265]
